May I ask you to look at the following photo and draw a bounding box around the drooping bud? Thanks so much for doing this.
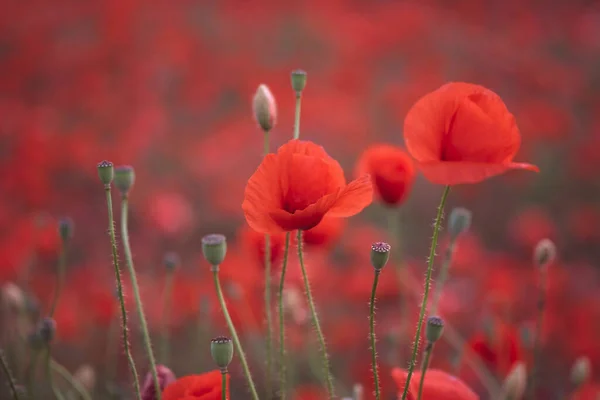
[448,207,472,240]
[570,356,591,388]
[425,316,445,343]
[1,282,25,312]
[211,336,234,371]
[114,165,136,196]
[370,242,391,271]
[291,70,307,94]
[501,362,526,400]
[97,160,114,185]
[141,364,176,400]
[29,317,56,349]
[534,239,556,268]
[252,84,277,132]
[58,217,74,242]
[73,364,96,393]
[202,234,227,267]
[163,252,180,271]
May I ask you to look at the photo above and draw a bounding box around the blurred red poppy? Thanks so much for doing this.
[392,367,478,400]
[404,82,538,185]
[355,144,415,206]
[162,370,227,400]
[243,140,373,234]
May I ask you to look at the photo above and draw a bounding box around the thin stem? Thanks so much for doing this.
[369,270,382,400]
[45,347,65,400]
[49,358,93,400]
[293,94,302,139]
[417,342,433,400]
[400,185,450,400]
[278,232,291,400]
[160,271,174,365]
[0,348,20,400]
[120,195,161,400]
[429,241,456,316]
[297,230,334,399]
[26,348,39,397]
[104,187,141,399]
[221,370,227,400]
[528,266,548,399]
[263,130,273,399]
[211,268,259,400]
[49,243,67,318]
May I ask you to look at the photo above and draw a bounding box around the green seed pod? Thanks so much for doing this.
[291,69,307,93]
[425,316,444,343]
[114,165,136,195]
[202,234,227,266]
[370,242,391,271]
[97,160,114,185]
[210,336,234,370]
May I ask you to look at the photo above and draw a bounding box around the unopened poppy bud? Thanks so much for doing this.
[73,364,96,392]
[58,217,74,242]
[370,242,391,271]
[448,207,472,240]
[570,356,591,388]
[534,239,556,268]
[30,317,56,348]
[141,364,175,400]
[253,84,277,132]
[291,69,307,93]
[501,362,526,400]
[97,160,114,185]
[1,282,25,312]
[114,165,136,196]
[211,336,234,370]
[202,234,227,267]
[425,316,444,343]
[163,252,180,271]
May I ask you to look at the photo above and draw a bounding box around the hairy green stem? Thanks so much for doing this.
[120,195,161,400]
[297,230,334,398]
[263,130,274,398]
[293,94,302,140]
[49,358,93,400]
[0,348,20,400]
[160,271,174,365]
[278,232,291,399]
[429,240,456,316]
[400,185,450,400]
[49,243,67,318]
[45,347,65,400]
[417,342,433,400]
[528,266,548,399]
[369,270,381,400]
[221,370,227,400]
[212,267,259,400]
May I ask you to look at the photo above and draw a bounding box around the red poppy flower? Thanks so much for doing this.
[162,370,227,400]
[403,82,539,185]
[392,368,478,400]
[243,140,373,234]
[355,144,415,206]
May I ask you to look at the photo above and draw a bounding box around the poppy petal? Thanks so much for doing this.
[269,191,340,231]
[328,174,374,217]
[418,161,539,185]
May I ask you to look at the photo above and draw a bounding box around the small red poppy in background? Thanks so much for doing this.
[162,370,227,400]
[392,368,479,400]
[403,82,538,185]
[243,140,373,234]
[355,144,415,206]
[239,225,286,268]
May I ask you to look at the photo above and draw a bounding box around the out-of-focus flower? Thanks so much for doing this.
[391,368,478,399]
[73,364,96,394]
[404,82,538,185]
[355,144,415,206]
[302,217,346,249]
[243,140,373,234]
[162,370,226,400]
[501,362,526,400]
[142,365,175,400]
[239,226,286,268]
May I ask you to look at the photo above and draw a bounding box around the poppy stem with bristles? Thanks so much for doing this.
[263,129,274,399]
[278,232,291,399]
[103,185,141,400]
[369,270,382,400]
[211,267,259,400]
[297,230,334,398]
[400,185,450,400]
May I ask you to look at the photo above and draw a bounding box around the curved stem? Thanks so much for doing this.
[49,358,93,400]
[528,266,548,399]
[49,243,67,318]
[120,195,161,400]
[104,187,141,399]
[297,230,334,398]
[0,348,20,400]
[293,94,302,140]
[263,130,273,398]
[278,232,291,399]
[400,185,450,400]
[417,343,433,400]
[429,240,456,316]
[212,268,259,400]
[221,370,227,400]
[160,271,174,365]
[45,347,65,400]
[369,270,382,400]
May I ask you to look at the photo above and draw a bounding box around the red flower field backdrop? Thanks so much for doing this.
[0,1,599,399]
